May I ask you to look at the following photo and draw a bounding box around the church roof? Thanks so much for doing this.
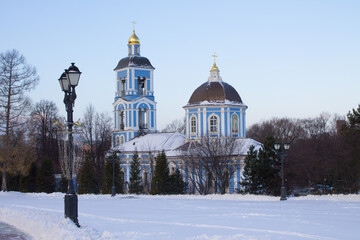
[113,132,261,157]
[114,132,185,153]
[187,81,243,105]
[114,56,155,70]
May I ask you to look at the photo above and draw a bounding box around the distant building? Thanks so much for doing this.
[112,29,261,194]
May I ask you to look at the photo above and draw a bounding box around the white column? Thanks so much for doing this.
[239,110,243,137]
[227,108,230,136]
[150,70,154,93]
[203,108,207,137]
[221,107,225,137]
[243,109,246,138]
[197,108,201,139]
[185,109,189,139]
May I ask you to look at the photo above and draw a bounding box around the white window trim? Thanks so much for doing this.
[190,115,197,135]
[231,113,239,134]
[208,114,219,135]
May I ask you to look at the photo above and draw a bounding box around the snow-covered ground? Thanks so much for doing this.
[0,192,359,240]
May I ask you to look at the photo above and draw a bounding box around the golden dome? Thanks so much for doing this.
[128,30,140,45]
[210,62,219,72]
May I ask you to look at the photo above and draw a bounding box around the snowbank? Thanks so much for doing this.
[0,192,359,240]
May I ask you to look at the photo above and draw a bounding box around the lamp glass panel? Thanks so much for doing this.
[67,72,81,86]
[284,143,290,150]
[274,143,280,150]
[59,76,69,92]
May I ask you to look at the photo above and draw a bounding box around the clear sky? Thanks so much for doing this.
[1,0,359,130]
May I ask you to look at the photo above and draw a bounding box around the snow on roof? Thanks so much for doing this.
[234,138,262,155]
[114,132,186,154]
[167,137,262,157]
[114,132,262,158]
[186,100,246,107]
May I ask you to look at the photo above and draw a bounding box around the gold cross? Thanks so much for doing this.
[211,52,218,63]
[132,21,136,31]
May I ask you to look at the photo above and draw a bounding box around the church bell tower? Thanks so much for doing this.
[112,24,157,147]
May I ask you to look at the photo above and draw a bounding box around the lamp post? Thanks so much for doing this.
[106,151,118,197]
[274,143,290,201]
[58,63,81,227]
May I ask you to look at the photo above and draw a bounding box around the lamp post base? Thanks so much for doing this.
[65,194,80,227]
[111,186,116,197]
[280,186,287,201]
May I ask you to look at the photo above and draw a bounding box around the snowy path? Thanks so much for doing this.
[0,192,359,240]
[0,221,32,240]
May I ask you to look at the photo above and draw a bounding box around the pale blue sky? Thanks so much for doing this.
[1,0,359,129]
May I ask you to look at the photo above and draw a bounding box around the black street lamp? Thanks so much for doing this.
[274,143,290,201]
[58,63,81,227]
[106,152,118,197]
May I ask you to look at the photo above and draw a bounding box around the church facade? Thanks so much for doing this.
[112,29,260,194]
[112,28,157,146]
[184,57,248,141]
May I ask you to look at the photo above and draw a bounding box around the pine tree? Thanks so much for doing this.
[257,135,279,195]
[36,158,56,193]
[78,153,99,194]
[241,145,258,193]
[20,162,38,192]
[241,136,279,195]
[102,153,123,194]
[129,150,143,194]
[151,150,170,194]
[168,169,186,194]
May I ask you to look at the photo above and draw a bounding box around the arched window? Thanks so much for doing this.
[118,111,124,130]
[231,114,239,133]
[120,136,125,144]
[115,136,120,147]
[190,115,197,134]
[139,108,147,129]
[209,115,218,134]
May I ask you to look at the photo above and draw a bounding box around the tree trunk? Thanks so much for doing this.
[1,68,12,192]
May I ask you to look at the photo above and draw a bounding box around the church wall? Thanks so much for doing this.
[115,151,245,194]
[237,159,241,192]
[185,105,247,140]
[147,80,151,91]
[151,111,154,128]
[134,69,150,79]
[129,69,133,89]
[117,70,127,79]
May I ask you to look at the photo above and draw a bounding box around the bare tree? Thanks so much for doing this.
[162,117,186,134]
[181,137,239,194]
[0,49,39,191]
[140,139,158,193]
[247,117,305,144]
[180,141,211,195]
[28,100,59,164]
[81,104,112,188]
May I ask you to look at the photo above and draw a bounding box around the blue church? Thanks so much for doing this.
[112,27,157,147]
[112,28,260,194]
[184,56,248,141]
